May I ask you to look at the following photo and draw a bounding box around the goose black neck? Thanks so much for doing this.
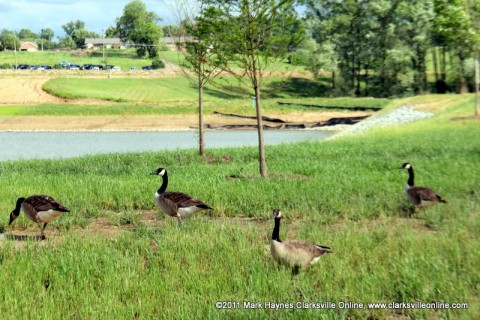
[158,172,168,194]
[14,197,25,213]
[407,167,415,187]
[272,218,282,242]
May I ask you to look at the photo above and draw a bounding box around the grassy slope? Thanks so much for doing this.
[0,76,389,117]
[0,95,478,319]
[35,76,386,113]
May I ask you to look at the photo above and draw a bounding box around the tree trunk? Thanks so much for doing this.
[364,67,369,97]
[458,53,468,94]
[198,67,205,157]
[331,70,336,89]
[355,61,361,96]
[432,46,439,83]
[475,50,479,116]
[441,46,447,81]
[254,84,267,177]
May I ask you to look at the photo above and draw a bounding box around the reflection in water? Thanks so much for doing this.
[0,130,337,162]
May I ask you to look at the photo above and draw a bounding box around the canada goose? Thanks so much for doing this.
[270,209,332,275]
[9,195,70,239]
[401,162,447,211]
[151,167,212,224]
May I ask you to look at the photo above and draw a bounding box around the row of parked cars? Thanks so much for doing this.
[15,64,52,70]
[12,62,158,71]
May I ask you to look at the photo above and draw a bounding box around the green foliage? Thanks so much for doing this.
[62,20,85,37]
[204,0,304,88]
[300,0,479,97]
[116,0,163,58]
[151,58,165,69]
[72,29,99,49]
[18,28,38,40]
[57,36,76,49]
[0,63,12,69]
[40,28,55,41]
[60,20,99,48]
[0,30,20,51]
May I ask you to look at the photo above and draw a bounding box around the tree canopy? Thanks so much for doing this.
[201,0,305,177]
[115,0,163,58]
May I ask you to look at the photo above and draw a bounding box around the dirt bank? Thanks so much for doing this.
[0,76,63,104]
[0,110,370,131]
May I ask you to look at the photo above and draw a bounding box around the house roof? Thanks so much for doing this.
[162,36,196,44]
[20,41,38,49]
[85,38,123,45]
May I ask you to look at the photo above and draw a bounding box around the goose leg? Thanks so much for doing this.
[291,265,300,277]
[38,222,47,240]
[177,215,183,227]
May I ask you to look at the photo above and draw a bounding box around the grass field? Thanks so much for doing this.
[0,76,390,118]
[0,94,478,319]
[0,49,165,70]
[0,49,304,73]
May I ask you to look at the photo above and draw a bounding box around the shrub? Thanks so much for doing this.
[151,58,165,69]
[0,63,12,69]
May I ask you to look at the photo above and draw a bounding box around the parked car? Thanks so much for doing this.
[142,65,153,70]
[68,64,80,70]
[111,66,121,71]
[60,61,70,68]
[82,64,92,70]
[104,64,114,70]
[130,66,137,71]
[17,64,29,70]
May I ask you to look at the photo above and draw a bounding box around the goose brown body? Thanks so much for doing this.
[151,168,212,223]
[270,209,332,275]
[401,163,446,209]
[9,195,70,239]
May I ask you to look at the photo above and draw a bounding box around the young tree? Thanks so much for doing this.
[203,0,304,177]
[167,0,228,157]
[116,0,163,58]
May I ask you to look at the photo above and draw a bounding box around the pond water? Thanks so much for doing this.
[0,129,337,162]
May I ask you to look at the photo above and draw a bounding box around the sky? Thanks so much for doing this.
[0,0,179,38]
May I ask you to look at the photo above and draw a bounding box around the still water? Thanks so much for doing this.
[0,130,337,162]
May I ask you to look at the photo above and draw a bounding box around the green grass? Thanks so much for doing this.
[0,49,304,73]
[0,76,391,118]
[0,49,157,70]
[0,95,478,319]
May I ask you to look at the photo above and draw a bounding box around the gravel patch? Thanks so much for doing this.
[331,104,433,138]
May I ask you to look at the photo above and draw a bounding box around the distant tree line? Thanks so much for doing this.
[294,0,480,96]
[0,0,170,59]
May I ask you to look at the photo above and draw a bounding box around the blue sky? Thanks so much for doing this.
[0,0,178,38]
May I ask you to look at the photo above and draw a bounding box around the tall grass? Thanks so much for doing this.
[0,96,478,319]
